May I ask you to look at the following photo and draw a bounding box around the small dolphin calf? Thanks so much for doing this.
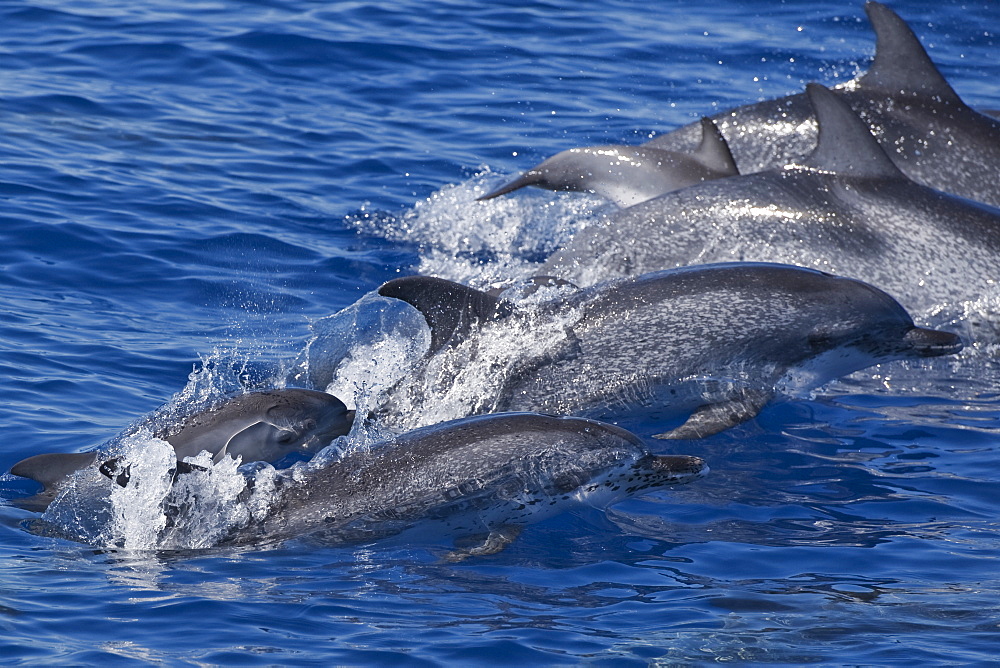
[230,412,707,556]
[10,388,353,510]
[647,2,1000,207]
[541,83,1000,312]
[374,263,961,439]
[479,118,738,207]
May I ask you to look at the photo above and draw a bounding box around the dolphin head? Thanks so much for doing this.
[775,268,962,391]
[8,389,357,509]
[197,389,355,464]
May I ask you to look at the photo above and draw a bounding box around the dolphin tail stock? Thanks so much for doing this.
[378,275,515,352]
[801,83,904,179]
[858,2,961,104]
[652,388,772,440]
[692,117,738,176]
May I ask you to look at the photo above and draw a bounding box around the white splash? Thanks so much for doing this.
[369,287,583,432]
[348,171,608,287]
[38,427,283,551]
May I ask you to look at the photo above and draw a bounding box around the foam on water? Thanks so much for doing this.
[35,420,282,551]
[289,292,433,449]
[3,0,1000,662]
[368,286,585,433]
[349,172,609,287]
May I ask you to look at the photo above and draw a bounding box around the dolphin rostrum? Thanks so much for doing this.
[479,117,738,207]
[10,388,354,510]
[365,263,961,439]
[540,83,1000,313]
[228,412,707,556]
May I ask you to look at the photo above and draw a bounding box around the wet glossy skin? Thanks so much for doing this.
[236,413,707,546]
[646,2,1000,207]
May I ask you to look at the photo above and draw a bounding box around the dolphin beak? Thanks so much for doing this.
[649,455,709,480]
[904,327,963,357]
[304,410,355,453]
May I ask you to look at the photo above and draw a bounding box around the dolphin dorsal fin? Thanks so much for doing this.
[378,276,513,351]
[10,451,98,491]
[802,83,904,179]
[693,117,738,175]
[858,2,961,104]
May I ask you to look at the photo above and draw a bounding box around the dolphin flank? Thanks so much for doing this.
[368,263,961,439]
[228,412,707,555]
[540,83,1000,312]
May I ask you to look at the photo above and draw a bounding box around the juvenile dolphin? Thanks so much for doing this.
[10,388,353,510]
[541,83,1000,313]
[229,412,707,555]
[479,118,738,207]
[646,2,1000,207]
[373,263,961,439]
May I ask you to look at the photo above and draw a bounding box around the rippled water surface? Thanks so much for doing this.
[2,0,1000,664]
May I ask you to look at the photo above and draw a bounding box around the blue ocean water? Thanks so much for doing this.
[2,0,1000,663]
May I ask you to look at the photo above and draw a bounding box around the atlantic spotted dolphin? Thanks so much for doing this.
[541,83,1000,313]
[647,2,1000,207]
[479,118,738,207]
[374,264,961,440]
[10,388,353,510]
[228,412,707,556]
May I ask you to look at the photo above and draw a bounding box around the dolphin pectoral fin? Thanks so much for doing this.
[653,390,771,440]
[10,451,99,492]
[378,276,514,352]
[444,525,524,562]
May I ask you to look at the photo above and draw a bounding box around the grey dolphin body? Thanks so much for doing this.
[540,83,1000,312]
[231,412,707,554]
[375,264,961,440]
[647,2,1000,207]
[479,117,738,207]
[10,388,353,510]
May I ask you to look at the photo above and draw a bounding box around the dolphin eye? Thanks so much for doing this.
[277,431,295,445]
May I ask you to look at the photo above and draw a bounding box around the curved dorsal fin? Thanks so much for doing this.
[378,276,513,351]
[803,83,904,179]
[858,2,961,104]
[692,117,738,175]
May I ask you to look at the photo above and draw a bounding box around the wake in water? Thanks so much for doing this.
[19,168,1000,552]
[347,170,608,287]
